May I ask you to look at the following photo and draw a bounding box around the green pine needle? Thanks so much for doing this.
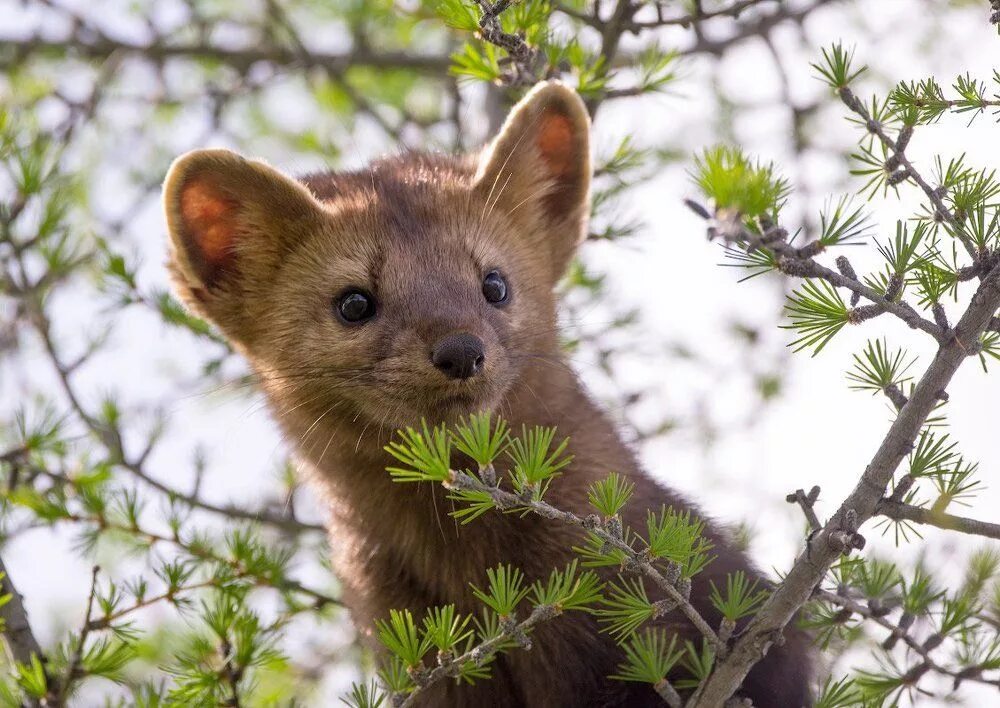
[781,279,850,355]
[471,565,530,618]
[422,605,473,654]
[812,43,866,89]
[645,506,715,578]
[856,558,901,599]
[876,221,930,276]
[446,488,498,524]
[814,676,863,708]
[435,0,480,31]
[932,458,982,509]
[908,430,959,478]
[901,565,942,616]
[709,571,770,622]
[450,42,501,83]
[375,609,430,667]
[846,339,916,394]
[692,145,790,219]
[980,331,1000,372]
[719,240,781,281]
[507,426,573,499]
[888,78,949,124]
[452,412,510,468]
[677,639,716,690]
[15,655,48,699]
[376,656,414,694]
[385,421,452,483]
[597,576,655,643]
[573,531,631,568]
[587,473,635,518]
[849,140,895,198]
[340,681,386,708]
[938,593,977,635]
[530,560,603,612]
[910,261,957,307]
[609,629,682,684]
[954,204,1000,253]
[818,195,872,248]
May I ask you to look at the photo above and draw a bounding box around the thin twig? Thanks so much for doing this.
[397,603,560,707]
[813,587,1000,690]
[837,87,979,261]
[877,499,1000,540]
[55,566,100,704]
[695,207,949,342]
[446,470,724,652]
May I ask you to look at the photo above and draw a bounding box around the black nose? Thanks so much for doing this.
[431,333,485,380]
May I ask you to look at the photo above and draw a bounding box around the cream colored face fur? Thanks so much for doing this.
[163,82,592,428]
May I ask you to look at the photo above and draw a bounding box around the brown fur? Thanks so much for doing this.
[163,82,812,707]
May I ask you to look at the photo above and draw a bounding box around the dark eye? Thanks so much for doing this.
[335,289,376,324]
[482,270,508,305]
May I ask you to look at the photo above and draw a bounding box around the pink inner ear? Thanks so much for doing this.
[536,112,575,178]
[178,176,240,274]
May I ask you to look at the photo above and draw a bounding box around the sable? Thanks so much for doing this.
[163,82,812,707]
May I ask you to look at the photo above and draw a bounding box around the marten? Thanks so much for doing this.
[162,81,812,707]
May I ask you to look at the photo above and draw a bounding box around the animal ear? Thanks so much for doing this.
[163,148,326,336]
[475,81,592,279]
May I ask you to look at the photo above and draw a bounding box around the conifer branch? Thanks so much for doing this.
[13,266,322,535]
[63,512,341,611]
[690,260,1000,706]
[0,37,449,75]
[397,603,559,708]
[558,0,777,30]
[444,469,724,652]
[836,87,980,261]
[876,500,1000,540]
[3,451,341,612]
[688,205,949,342]
[812,587,1000,691]
[473,0,538,77]
[679,0,838,57]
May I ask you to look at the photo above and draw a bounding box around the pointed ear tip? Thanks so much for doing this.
[165,148,245,185]
[527,79,575,96]
[162,150,256,227]
[523,79,590,123]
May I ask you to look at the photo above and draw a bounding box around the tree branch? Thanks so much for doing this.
[877,499,1000,540]
[689,261,1000,706]
[397,603,559,708]
[837,87,980,261]
[21,287,323,534]
[0,37,449,75]
[0,554,46,680]
[694,206,949,342]
[813,587,1000,690]
[445,469,724,652]
[679,0,839,57]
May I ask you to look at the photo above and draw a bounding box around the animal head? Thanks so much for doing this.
[163,82,591,430]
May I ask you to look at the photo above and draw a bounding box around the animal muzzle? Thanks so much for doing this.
[431,332,485,380]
